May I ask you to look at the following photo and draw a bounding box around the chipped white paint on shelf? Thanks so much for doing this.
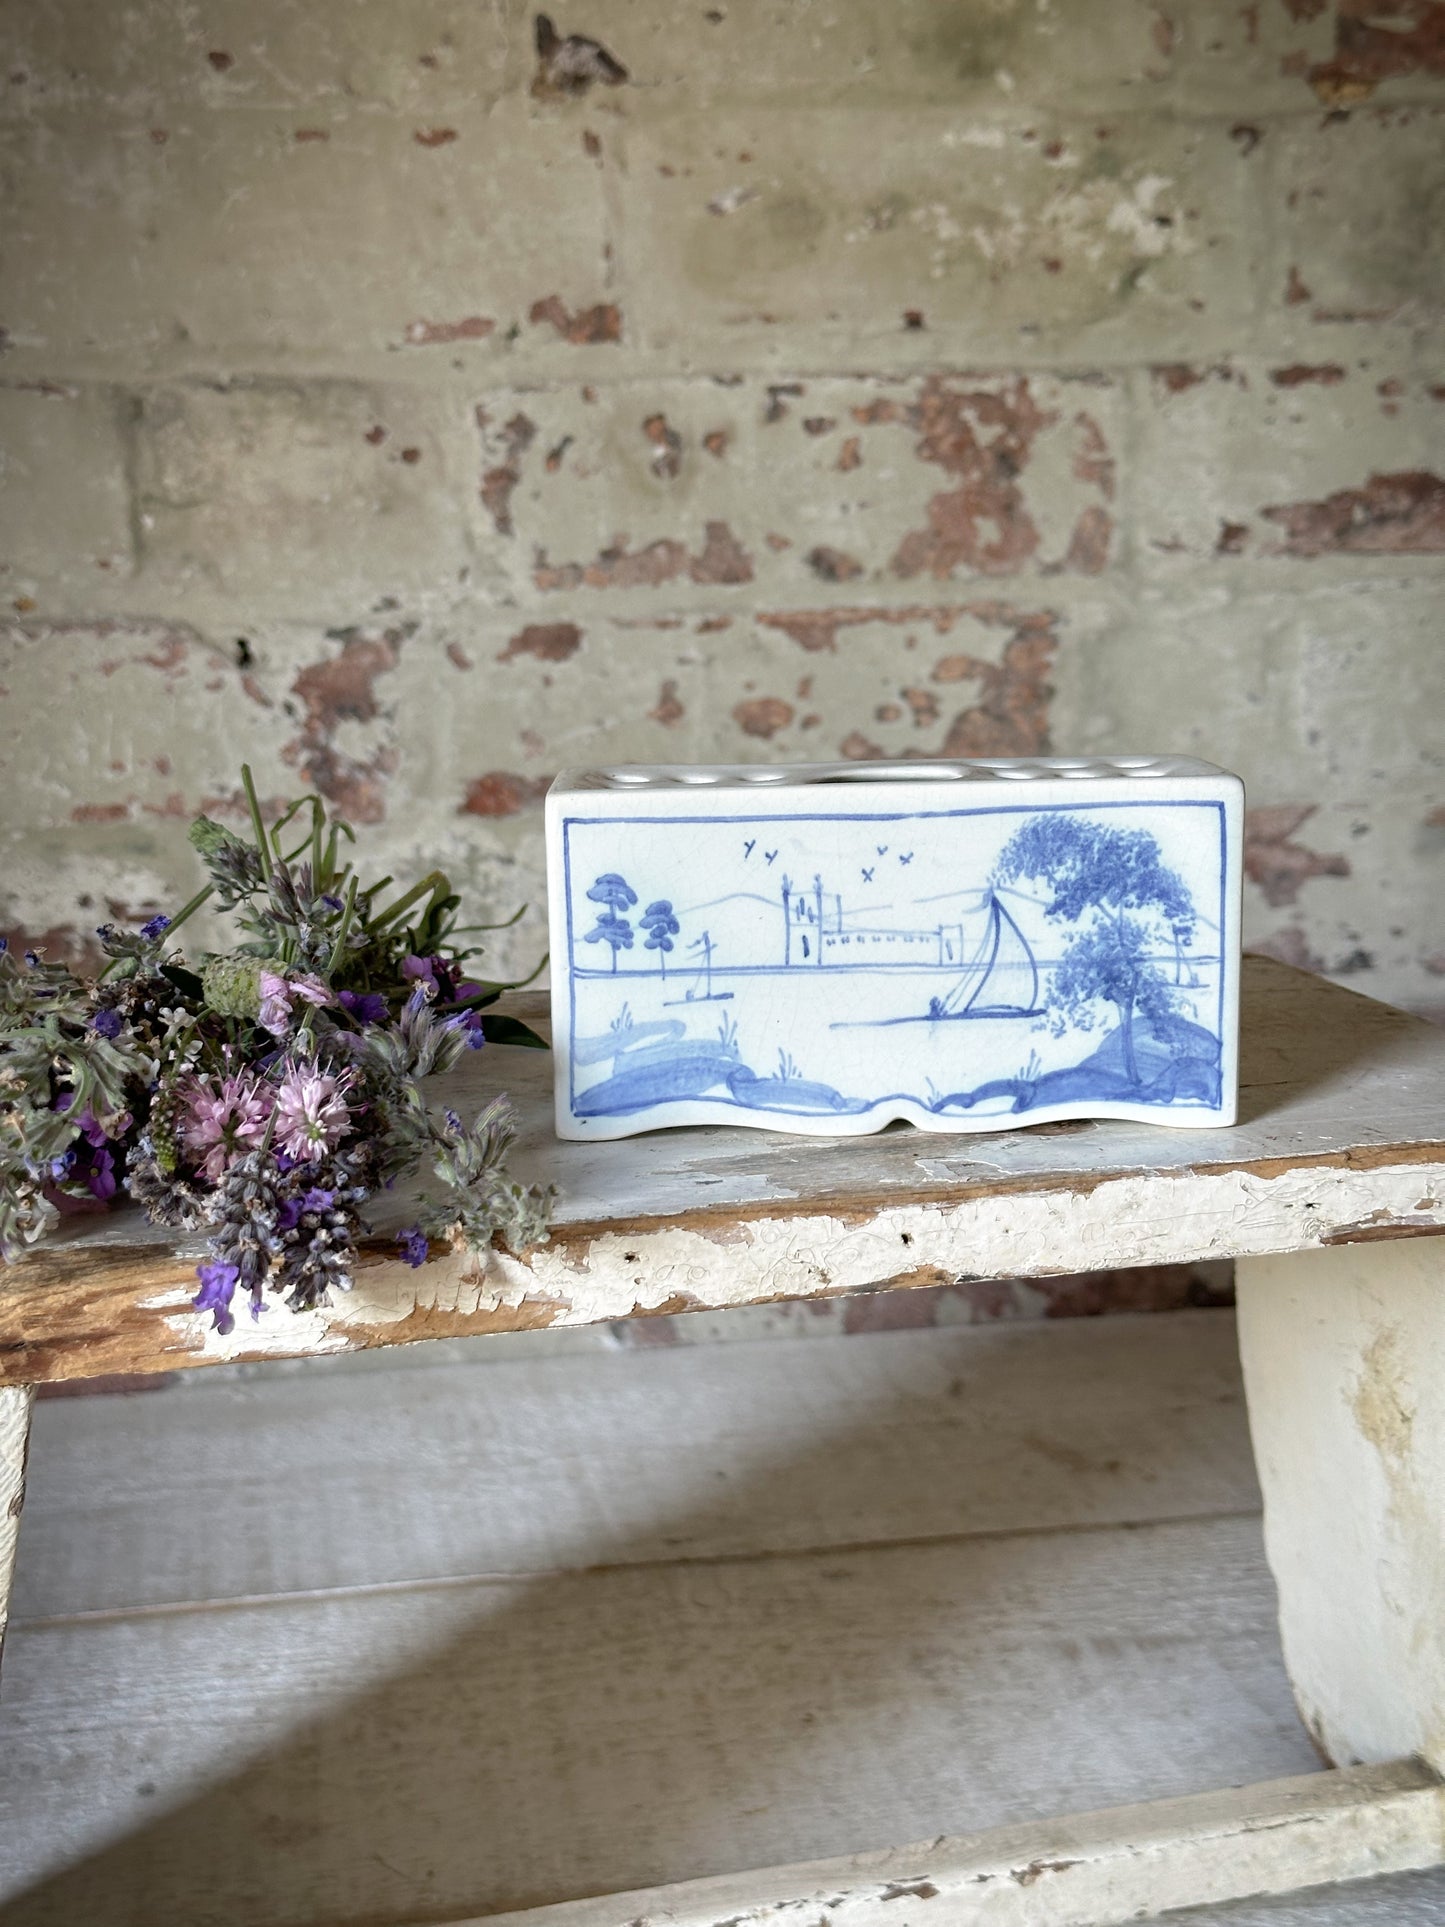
[454,1761,1445,1927]
[138,1155,1445,1370]
[5,956,1444,1382]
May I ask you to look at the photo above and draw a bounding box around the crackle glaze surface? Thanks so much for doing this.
[546,758,1243,1139]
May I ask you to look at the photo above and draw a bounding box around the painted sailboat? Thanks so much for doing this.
[928,892,1041,1020]
[838,892,1042,1029]
[663,929,734,1006]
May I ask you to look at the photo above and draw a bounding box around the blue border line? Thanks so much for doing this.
[563,815,578,1105]
[562,797,1229,1118]
[1214,798,1226,1052]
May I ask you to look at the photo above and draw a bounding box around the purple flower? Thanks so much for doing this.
[397,1226,429,1268]
[258,969,332,1039]
[181,1070,273,1183]
[85,1146,117,1202]
[447,1009,487,1050]
[193,1261,241,1336]
[140,914,171,942]
[73,1107,112,1149]
[338,989,388,1026]
[403,954,460,1002]
[321,893,345,912]
[47,1115,120,1199]
[273,1064,354,1162]
[280,1186,337,1231]
[90,1008,124,1039]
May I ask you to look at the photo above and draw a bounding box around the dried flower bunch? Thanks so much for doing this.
[0,768,553,1334]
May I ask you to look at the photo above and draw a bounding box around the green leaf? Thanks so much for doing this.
[478,1013,549,1050]
[188,815,247,858]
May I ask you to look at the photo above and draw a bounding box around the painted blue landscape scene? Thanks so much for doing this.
[559,801,1228,1130]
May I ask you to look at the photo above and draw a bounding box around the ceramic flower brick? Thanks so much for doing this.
[0,769,552,1335]
[547,757,1244,1139]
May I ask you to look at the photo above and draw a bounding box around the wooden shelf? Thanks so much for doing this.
[3,956,1443,1384]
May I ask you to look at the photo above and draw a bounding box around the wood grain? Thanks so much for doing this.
[0,1308,1393,1926]
[12,1311,1258,1618]
[3,958,1443,1384]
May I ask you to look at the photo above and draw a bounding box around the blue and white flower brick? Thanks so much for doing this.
[545,758,1244,1140]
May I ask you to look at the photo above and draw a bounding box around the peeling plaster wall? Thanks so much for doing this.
[1,0,1443,1012]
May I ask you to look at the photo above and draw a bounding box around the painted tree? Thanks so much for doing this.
[992,817,1196,1085]
[584,873,637,972]
[639,899,680,977]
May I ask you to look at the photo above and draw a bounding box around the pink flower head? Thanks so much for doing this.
[258,970,332,1038]
[273,1063,354,1163]
[181,1071,274,1183]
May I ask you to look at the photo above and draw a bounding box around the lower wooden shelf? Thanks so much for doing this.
[6,1308,1441,1926]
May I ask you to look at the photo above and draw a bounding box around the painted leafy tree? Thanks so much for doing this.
[992,817,1196,1085]
[639,899,680,977]
[584,873,637,972]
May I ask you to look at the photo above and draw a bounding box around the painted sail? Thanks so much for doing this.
[933,894,1040,1019]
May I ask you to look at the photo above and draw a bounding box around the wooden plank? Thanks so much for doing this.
[0,1516,1321,1925]
[11,1313,1258,1617]
[5,958,1445,1383]
[1162,1867,1445,1923]
[0,1311,1314,1924]
[1236,1241,1445,1774]
[0,1384,32,1676]
[452,1761,1445,1927]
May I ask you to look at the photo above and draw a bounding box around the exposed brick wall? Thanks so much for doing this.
[1,0,1442,1012]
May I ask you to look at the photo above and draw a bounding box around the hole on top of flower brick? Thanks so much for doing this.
[808,764,964,783]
